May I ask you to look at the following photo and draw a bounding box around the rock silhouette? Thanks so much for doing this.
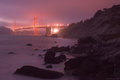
[14,65,64,79]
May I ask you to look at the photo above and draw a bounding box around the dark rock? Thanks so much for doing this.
[50,55,66,64]
[38,54,43,58]
[54,41,57,43]
[112,54,120,76]
[56,54,67,62]
[44,51,56,64]
[64,57,85,71]
[97,60,114,77]
[44,51,66,64]
[31,54,34,55]
[26,44,33,46]
[46,65,53,68]
[14,65,64,79]
[43,49,47,52]
[8,52,16,54]
[78,36,98,45]
[71,36,107,56]
[34,49,39,51]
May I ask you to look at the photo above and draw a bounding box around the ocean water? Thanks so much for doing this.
[0,35,77,80]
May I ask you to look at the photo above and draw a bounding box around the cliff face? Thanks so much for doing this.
[60,5,120,38]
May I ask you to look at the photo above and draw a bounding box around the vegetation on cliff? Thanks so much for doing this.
[59,5,120,38]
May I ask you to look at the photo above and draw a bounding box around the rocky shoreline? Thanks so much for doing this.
[14,35,120,80]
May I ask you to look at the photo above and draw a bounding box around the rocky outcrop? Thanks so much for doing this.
[64,57,114,78]
[64,36,120,79]
[14,65,64,79]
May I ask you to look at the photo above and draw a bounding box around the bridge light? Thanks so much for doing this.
[47,25,50,27]
[53,28,59,33]
[56,24,59,26]
[53,24,59,26]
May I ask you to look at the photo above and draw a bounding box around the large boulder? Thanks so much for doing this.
[14,65,64,79]
[64,56,114,79]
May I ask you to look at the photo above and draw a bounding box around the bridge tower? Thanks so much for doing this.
[13,21,17,34]
[33,16,39,35]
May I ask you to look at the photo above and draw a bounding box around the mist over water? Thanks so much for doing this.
[0,35,76,80]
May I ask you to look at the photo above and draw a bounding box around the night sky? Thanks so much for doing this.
[0,0,120,27]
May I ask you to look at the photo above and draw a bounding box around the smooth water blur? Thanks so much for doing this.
[0,35,77,80]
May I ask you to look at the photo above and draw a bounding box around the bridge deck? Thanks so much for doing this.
[15,26,65,30]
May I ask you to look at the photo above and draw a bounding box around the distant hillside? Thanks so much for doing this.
[59,5,120,38]
[0,26,13,35]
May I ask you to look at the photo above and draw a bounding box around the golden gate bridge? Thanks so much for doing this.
[12,16,68,36]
